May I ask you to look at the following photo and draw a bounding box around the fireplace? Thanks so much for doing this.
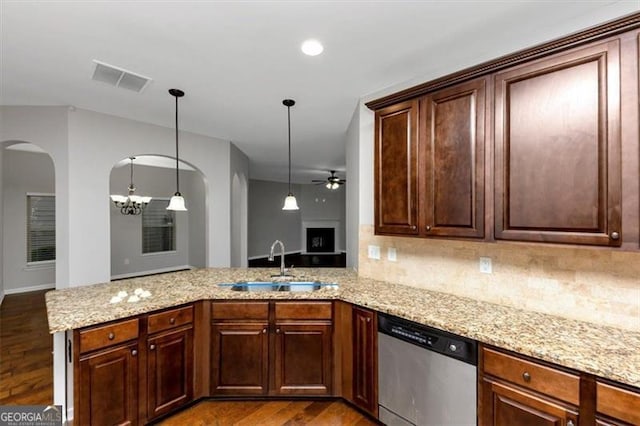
[306,228,335,253]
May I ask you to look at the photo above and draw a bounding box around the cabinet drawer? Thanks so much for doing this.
[275,302,332,320]
[212,302,269,320]
[79,318,139,354]
[148,305,193,334]
[597,382,640,425]
[482,347,579,405]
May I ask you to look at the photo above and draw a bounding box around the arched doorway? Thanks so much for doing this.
[108,154,207,279]
[0,140,55,405]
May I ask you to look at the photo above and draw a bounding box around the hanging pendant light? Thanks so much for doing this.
[282,99,299,211]
[167,88,187,211]
[110,157,152,215]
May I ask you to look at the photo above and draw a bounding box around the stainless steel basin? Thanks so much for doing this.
[218,281,339,292]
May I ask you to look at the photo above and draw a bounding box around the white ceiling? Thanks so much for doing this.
[1,1,637,183]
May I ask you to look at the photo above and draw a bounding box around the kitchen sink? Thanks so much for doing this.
[218,281,339,292]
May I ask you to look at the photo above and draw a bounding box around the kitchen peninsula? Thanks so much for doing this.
[45,267,639,425]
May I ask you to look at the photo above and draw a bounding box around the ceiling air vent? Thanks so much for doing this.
[91,60,152,93]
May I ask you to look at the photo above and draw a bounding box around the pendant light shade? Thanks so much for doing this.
[282,99,299,211]
[167,88,187,211]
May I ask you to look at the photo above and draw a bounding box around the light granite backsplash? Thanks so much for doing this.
[358,225,640,331]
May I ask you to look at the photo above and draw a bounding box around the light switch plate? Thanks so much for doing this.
[387,247,397,261]
[479,257,492,274]
[368,245,380,260]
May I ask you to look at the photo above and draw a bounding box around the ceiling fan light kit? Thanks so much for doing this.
[313,170,346,190]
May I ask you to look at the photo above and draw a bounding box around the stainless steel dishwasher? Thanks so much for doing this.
[378,313,478,426]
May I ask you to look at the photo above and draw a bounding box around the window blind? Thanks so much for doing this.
[142,199,176,253]
[27,195,56,263]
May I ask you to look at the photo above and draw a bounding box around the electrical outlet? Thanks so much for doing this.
[479,257,492,274]
[368,245,380,260]
[387,247,397,261]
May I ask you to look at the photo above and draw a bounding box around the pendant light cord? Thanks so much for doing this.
[129,157,134,189]
[287,104,292,194]
[175,93,180,195]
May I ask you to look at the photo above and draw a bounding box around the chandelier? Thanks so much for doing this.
[110,157,152,215]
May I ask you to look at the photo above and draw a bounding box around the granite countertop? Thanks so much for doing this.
[45,267,640,388]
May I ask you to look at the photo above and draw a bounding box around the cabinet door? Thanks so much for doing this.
[352,307,377,415]
[495,40,621,246]
[147,327,193,420]
[210,322,269,395]
[79,342,138,426]
[420,77,485,238]
[481,379,578,426]
[375,100,419,235]
[273,322,332,395]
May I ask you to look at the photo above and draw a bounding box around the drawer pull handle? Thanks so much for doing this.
[131,349,137,356]
[522,371,531,382]
[169,318,176,324]
[108,332,115,340]
[150,344,156,350]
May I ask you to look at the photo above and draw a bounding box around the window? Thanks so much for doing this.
[142,199,176,254]
[27,194,56,263]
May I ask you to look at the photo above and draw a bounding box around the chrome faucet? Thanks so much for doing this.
[268,240,286,277]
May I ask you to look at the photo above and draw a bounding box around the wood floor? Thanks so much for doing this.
[0,289,54,405]
[158,400,377,426]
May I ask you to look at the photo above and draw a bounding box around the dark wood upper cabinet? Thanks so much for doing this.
[147,326,194,420]
[419,78,486,238]
[375,100,419,235]
[494,39,622,246]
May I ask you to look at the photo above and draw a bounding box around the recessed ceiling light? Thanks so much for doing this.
[301,39,323,56]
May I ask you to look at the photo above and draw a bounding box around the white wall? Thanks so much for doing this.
[248,180,302,258]
[230,144,249,267]
[248,179,346,258]
[66,108,231,287]
[345,105,360,268]
[187,169,207,269]
[2,149,56,293]
[110,164,204,278]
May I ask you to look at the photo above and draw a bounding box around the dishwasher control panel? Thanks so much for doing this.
[379,314,477,365]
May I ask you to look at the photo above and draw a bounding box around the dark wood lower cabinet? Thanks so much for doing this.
[481,378,579,426]
[147,326,194,420]
[352,307,377,416]
[210,322,269,396]
[78,342,138,426]
[273,322,332,395]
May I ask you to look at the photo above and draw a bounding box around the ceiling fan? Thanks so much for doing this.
[312,170,346,190]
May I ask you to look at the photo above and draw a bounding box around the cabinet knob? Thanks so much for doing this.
[610,231,620,240]
[108,332,115,340]
[149,344,156,350]
[411,225,417,230]
[522,371,531,382]
[366,318,371,323]
[262,328,267,334]
[169,317,176,324]
[276,328,281,334]
[131,349,137,356]
[426,225,432,231]
[567,421,575,426]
